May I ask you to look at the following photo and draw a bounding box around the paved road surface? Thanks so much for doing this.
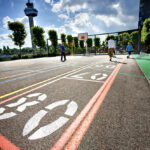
[0,55,149,150]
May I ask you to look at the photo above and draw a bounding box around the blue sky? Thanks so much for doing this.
[0,0,140,48]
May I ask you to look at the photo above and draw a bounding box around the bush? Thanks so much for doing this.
[11,54,19,60]
[21,55,29,59]
[0,57,11,61]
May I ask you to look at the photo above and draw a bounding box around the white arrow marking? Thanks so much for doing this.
[23,110,47,136]
[17,101,39,112]
[45,100,69,110]
[6,97,27,108]
[0,112,16,120]
[27,93,41,98]
[65,101,78,116]
[38,94,47,101]
[71,72,90,79]
[28,117,69,140]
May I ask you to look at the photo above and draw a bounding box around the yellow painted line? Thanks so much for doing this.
[0,72,31,80]
[0,66,62,80]
[0,64,91,99]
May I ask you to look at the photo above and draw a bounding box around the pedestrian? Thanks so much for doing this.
[126,42,132,58]
[61,42,66,62]
[108,36,116,61]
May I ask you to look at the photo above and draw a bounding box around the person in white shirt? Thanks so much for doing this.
[108,37,116,61]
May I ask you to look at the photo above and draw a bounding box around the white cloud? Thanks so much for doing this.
[2,16,14,29]
[58,14,69,20]
[16,16,29,29]
[96,15,126,27]
[45,0,51,3]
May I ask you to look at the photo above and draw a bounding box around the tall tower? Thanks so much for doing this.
[24,0,38,49]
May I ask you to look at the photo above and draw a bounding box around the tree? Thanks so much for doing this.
[3,46,7,55]
[0,48,3,55]
[80,40,84,49]
[94,37,100,54]
[86,38,93,48]
[67,35,73,48]
[32,26,46,55]
[8,21,27,58]
[130,31,139,51]
[118,32,130,49]
[94,37,100,48]
[61,33,66,44]
[48,30,58,55]
[141,18,150,46]
[74,37,78,48]
[105,35,116,41]
[67,35,73,55]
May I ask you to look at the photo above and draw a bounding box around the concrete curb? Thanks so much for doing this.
[133,57,150,86]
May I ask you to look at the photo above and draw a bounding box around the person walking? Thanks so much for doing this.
[126,42,133,58]
[108,37,116,61]
[61,42,66,62]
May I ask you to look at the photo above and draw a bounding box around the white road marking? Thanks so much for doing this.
[0,107,5,114]
[45,100,69,110]
[0,112,16,120]
[6,97,27,107]
[65,101,78,116]
[38,94,47,101]
[71,72,90,79]
[106,65,116,69]
[91,73,108,80]
[27,93,41,98]
[23,100,78,140]
[28,117,69,140]
[64,77,104,83]
[95,65,104,68]
[17,101,39,112]
[23,110,47,136]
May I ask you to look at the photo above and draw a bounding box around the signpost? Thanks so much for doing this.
[78,33,88,55]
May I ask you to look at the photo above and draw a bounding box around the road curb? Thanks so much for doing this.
[133,57,150,86]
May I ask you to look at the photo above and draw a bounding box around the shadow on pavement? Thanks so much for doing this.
[111,60,127,64]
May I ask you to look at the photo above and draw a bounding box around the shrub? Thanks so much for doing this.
[21,55,29,59]
[11,54,19,60]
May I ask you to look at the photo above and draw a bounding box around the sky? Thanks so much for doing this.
[0,0,140,48]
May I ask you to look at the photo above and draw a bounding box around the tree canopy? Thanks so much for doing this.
[94,37,100,48]
[74,37,78,48]
[61,33,66,44]
[141,18,150,46]
[32,26,46,54]
[48,30,58,55]
[86,38,93,48]
[8,21,27,58]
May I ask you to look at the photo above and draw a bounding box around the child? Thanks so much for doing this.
[61,42,66,62]
[108,37,116,61]
[126,42,132,58]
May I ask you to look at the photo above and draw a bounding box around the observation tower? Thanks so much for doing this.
[24,0,38,49]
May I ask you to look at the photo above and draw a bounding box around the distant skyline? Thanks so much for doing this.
[0,0,140,48]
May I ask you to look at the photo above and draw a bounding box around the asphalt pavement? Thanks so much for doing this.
[0,55,149,150]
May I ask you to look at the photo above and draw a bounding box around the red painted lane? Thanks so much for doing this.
[50,59,125,150]
[0,134,20,150]
[64,61,124,150]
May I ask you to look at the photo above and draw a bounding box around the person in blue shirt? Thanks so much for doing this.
[126,42,133,58]
[61,42,66,62]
